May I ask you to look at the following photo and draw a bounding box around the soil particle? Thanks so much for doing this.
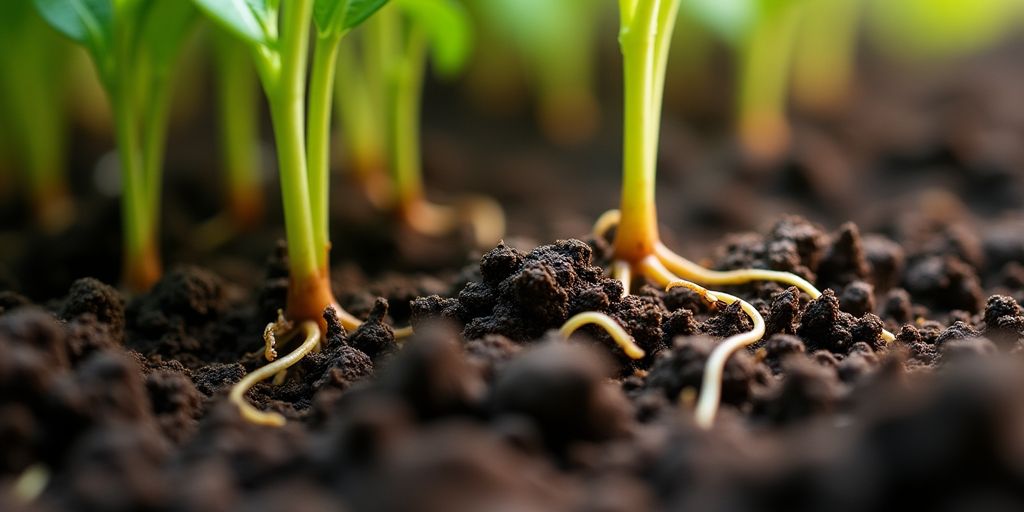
[350,422,578,512]
[0,307,69,370]
[764,286,800,336]
[817,222,870,289]
[191,362,246,398]
[373,323,483,421]
[145,369,202,443]
[463,334,521,382]
[797,289,855,353]
[349,298,397,361]
[904,255,985,313]
[762,334,806,372]
[700,302,754,339]
[126,266,232,367]
[58,278,124,343]
[940,337,998,364]
[862,234,905,291]
[756,355,842,424]
[57,424,170,512]
[489,341,632,456]
[982,295,1024,347]
[935,320,983,346]
[840,281,876,317]
[460,240,621,342]
[714,216,824,287]
[881,288,914,324]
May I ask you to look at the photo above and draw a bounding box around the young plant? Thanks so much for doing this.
[193,0,409,426]
[0,1,73,231]
[469,0,602,145]
[33,0,196,291]
[683,0,805,163]
[336,0,504,246]
[735,0,805,163]
[563,0,894,430]
[213,28,265,231]
[791,0,861,116]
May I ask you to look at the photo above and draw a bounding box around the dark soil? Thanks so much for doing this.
[3,38,1024,512]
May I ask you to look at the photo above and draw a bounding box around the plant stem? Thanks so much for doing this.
[307,31,343,270]
[737,1,804,161]
[336,39,385,183]
[792,0,860,114]
[111,12,160,291]
[264,0,324,316]
[613,0,679,263]
[214,30,263,228]
[140,75,172,247]
[389,26,428,212]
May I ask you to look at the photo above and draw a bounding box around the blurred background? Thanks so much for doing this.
[2,0,1024,300]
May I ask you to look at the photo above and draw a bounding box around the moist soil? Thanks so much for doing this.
[3,42,1024,511]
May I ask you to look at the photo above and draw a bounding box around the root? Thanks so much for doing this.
[666,280,765,429]
[560,311,646,359]
[230,320,321,427]
[594,210,894,343]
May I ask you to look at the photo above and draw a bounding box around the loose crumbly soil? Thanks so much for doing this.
[3,42,1024,512]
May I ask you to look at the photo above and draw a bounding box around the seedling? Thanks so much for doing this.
[791,0,861,115]
[469,0,601,144]
[194,0,411,424]
[213,28,265,231]
[0,1,73,232]
[564,0,894,429]
[683,0,804,162]
[33,0,196,291]
[335,0,504,246]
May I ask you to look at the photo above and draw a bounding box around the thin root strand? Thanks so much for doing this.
[230,320,321,427]
[560,311,645,360]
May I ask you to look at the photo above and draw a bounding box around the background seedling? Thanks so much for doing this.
[467,0,602,145]
[33,0,197,291]
[791,0,861,116]
[213,28,265,231]
[336,0,504,246]
[0,1,74,232]
[568,0,894,429]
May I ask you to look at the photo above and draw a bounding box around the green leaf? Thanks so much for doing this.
[396,0,470,75]
[313,0,389,35]
[32,0,113,56]
[191,0,274,46]
[138,0,196,72]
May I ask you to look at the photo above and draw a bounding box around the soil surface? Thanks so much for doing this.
[3,40,1024,512]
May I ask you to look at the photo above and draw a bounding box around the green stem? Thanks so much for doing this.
[214,30,263,225]
[389,27,428,208]
[307,32,343,270]
[737,1,804,155]
[613,0,679,262]
[140,74,172,242]
[792,0,860,112]
[265,0,319,282]
[335,38,385,179]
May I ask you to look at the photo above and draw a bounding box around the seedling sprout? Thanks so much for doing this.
[33,0,197,291]
[194,0,414,425]
[0,1,74,231]
[335,0,504,246]
[563,0,894,429]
